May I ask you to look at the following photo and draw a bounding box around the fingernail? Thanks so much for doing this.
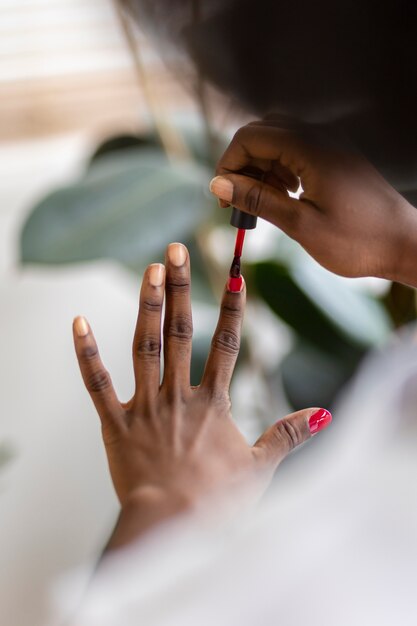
[167,243,187,267]
[227,275,244,293]
[74,316,89,337]
[209,176,234,203]
[308,408,332,434]
[148,263,165,286]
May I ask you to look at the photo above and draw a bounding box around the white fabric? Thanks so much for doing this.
[51,328,417,626]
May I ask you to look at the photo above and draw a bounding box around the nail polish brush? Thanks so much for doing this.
[228,168,264,291]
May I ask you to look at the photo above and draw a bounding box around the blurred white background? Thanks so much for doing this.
[0,2,269,623]
[0,2,198,625]
[0,3,396,625]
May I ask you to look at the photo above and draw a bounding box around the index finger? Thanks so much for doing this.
[216,123,306,179]
[200,278,246,397]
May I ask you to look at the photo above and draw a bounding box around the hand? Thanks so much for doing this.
[73,243,331,548]
[210,119,417,284]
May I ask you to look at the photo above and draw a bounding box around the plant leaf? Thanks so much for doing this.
[250,259,390,352]
[251,261,360,356]
[21,148,213,271]
[278,341,359,411]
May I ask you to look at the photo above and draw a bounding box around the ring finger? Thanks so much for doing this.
[132,263,165,405]
[201,278,246,397]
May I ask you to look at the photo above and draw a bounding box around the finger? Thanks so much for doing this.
[216,123,308,179]
[225,151,299,192]
[200,277,246,397]
[209,173,304,237]
[132,263,165,402]
[267,164,299,192]
[73,316,124,430]
[253,408,332,470]
[162,243,193,393]
[259,113,301,127]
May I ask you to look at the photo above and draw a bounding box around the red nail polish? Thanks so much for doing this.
[227,276,243,292]
[308,408,332,434]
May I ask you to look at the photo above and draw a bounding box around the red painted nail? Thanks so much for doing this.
[227,275,243,292]
[308,408,332,434]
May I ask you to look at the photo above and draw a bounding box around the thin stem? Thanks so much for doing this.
[112,0,190,162]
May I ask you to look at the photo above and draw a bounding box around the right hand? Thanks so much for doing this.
[210,119,417,282]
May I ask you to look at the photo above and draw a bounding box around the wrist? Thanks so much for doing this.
[105,486,195,551]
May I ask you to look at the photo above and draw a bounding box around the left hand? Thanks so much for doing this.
[73,243,331,547]
[211,119,416,283]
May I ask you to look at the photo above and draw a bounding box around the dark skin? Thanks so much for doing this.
[73,243,328,549]
[210,119,417,288]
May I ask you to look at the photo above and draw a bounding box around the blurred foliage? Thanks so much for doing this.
[383,281,417,328]
[21,151,210,273]
[20,125,408,411]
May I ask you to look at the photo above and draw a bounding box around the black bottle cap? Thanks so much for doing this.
[228,166,264,230]
[230,207,258,229]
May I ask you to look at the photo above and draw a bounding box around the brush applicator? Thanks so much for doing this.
[227,168,264,291]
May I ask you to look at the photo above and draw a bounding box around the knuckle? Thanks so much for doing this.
[141,298,162,314]
[212,328,240,355]
[211,390,232,410]
[232,126,243,143]
[234,124,250,142]
[201,384,231,408]
[166,314,193,342]
[243,183,263,216]
[101,420,125,447]
[86,369,111,394]
[101,423,121,446]
[165,279,190,296]
[221,301,243,319]
[285,203,302,234]
[79,344,99,362]
[273,420,302,452]
[135,335,160,359]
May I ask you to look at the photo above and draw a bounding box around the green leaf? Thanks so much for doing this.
[190,333,211,387]
[20,148,213,271]
[251,259,390,353]
[278,341,359,411]
[291,257,391,346]
[251,261,359,356]
[383,281,417,327]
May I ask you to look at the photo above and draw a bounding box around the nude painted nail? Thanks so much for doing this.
[148,263,165,287]
[168,243,187,267]
[74,316,89,337]
[209,176,234,203]
[308,408,332,434]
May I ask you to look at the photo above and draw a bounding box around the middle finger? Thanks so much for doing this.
[161,243,193,394]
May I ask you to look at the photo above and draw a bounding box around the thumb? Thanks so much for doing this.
[253,407,332,469]
[209,174,302,236]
